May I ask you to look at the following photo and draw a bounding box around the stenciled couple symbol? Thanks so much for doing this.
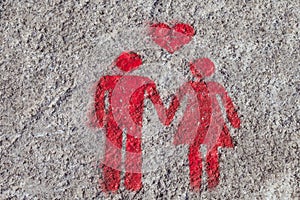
[94,23,241,192]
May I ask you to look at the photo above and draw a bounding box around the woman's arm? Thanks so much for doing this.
[146,83,180,126]
[208,82,241,128]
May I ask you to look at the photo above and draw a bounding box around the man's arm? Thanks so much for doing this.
[165,95,180,126]
[94,77,107,128]
[146,83,180,126]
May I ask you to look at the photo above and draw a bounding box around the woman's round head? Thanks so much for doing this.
[189,58,215,79]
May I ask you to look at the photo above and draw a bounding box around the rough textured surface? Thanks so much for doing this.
[1,0,299,199]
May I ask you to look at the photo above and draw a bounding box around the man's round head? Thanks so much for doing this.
[189,58,215,79]
[115,51,142,72]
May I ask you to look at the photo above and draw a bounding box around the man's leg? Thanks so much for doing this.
[125,132,142,191]
[206,146,219,188]
[188,145,202,190]
[101,120,122,192]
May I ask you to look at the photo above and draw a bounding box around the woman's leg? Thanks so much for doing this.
[205,125,234,189]
[188,145,202,190]
[206,146,219,188]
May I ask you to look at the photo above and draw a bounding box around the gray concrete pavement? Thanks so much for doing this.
[1,0,299,199]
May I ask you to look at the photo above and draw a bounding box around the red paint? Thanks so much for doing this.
[95,55,240,192]
[111,76,178,190]
[173,80,211,190]
[95,52,179,192]
[115,51,142,72]
[94,24,241,193]
[149,23,195,53]
[172,58,240,190]
[95,75,122,192]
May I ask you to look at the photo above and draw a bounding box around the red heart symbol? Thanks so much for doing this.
[149,23,195,54]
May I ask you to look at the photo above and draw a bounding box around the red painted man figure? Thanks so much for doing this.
[173,58,241,190]
[94,51,178,192]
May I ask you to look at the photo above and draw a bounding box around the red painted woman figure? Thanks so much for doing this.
[173,58,241,190]
[94,51,178,192]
